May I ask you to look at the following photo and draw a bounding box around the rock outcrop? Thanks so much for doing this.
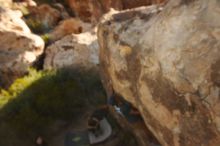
[44,30,99,70]
[98,1,220,146]
[0,7,44,88]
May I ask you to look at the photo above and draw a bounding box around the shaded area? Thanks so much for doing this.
[0,67,139,146]
[65,131,89,146]
[88,118,112,144]
[0,67,105,146]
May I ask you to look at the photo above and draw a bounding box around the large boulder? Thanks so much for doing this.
[44,30,99,70]
[98,1,220,146]
[0,7,44,88]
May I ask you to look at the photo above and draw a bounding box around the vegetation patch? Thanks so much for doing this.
[0,68,106,146]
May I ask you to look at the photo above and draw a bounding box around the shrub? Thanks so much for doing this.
[0,68,106,144]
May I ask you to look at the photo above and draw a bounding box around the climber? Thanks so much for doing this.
[108,92,142,123]
[119,101,142,123]
[87,106,108,137]
[88,116,101,137]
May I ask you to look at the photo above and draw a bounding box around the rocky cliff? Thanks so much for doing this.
[98,0,220,145]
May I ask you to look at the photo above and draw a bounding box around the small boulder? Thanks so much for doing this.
[25,4,61,33]
[44,30,98,71]
[49,18,92,42]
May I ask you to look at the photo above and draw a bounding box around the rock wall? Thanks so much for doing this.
[98,0,220,146]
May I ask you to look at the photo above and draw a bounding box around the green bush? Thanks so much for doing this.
[0,68,44,108]
[0,68,106,144]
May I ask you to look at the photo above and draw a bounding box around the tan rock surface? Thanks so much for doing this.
[0,7,44,88]
[98,1,220,146]
[44,30,99,70]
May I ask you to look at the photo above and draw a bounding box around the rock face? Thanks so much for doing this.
[44,31,99,70]
[98,1,220,146]
[67,0,165,23]
[0,7,44,88]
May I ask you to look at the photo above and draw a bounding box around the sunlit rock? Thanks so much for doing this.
[0,7,44,88]
[98,1,220,146]
[44,30,98,70]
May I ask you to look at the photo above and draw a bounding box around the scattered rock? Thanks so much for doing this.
[26,4,61,33]
[98,1,220,146]
[11,0,37,16]
[66,0,165,23]
[44,30,98,70]
[49,18,92,42]
[52,3,70,19]
[22,0,37,7]
[14,0,37,8]
[0,7,44,88]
